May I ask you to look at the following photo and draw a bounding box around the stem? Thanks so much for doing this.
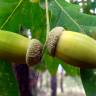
[41,0,50,63]
[45,0,50,35]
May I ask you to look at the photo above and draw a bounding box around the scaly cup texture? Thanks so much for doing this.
[46,27,96,68]
[47,27,64,56]
[26,39,43,66]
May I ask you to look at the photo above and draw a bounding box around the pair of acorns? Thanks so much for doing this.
[1,27,96,68]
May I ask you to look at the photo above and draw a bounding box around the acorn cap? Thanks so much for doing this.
[46,27,64,56]
[26,39,42,66]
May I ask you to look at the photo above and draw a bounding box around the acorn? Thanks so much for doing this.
[0,30,42,66]
[46,27,96,68]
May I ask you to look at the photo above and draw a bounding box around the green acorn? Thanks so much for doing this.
[46,27,96,68]
[0,30,42,66]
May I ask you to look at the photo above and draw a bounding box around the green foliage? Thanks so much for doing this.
[0,0,96,96]
[80,69,96,96]
[0,60,19,96]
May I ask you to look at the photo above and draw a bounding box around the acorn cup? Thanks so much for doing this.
[0,30,42,66]
[46,27,96,68]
